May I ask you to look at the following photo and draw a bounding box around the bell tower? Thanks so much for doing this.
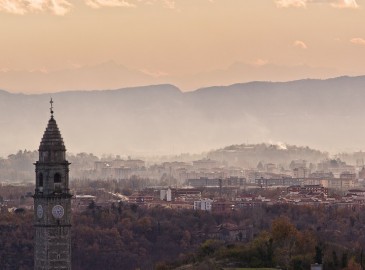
[34,99,72,270]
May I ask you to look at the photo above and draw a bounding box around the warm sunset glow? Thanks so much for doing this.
[1,0,365,93]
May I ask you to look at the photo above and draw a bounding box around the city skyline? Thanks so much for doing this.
[1,0,365,92]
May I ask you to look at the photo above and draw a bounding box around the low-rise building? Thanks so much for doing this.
[348,189,365,197]
[287,185,328,196]
[73,194,96,211]
[128,193,154,204]
[194,198,213,211]
[255,177,303,188]
[293,167,310,178]
[160,188,172,201]
[188,177,245,188]
[192,159,220,170]
[207,223,253,242]
[212,199,235,212]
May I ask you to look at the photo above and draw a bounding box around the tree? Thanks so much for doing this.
[314,245,323,264]
[342,252,349,268]
[88,200,96,210]
[343,257,361,270]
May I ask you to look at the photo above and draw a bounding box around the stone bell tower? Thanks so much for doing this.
[33,99,72,270]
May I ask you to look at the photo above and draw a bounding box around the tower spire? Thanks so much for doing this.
[50,98,54,117]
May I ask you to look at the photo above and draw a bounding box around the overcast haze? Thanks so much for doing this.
[1,0,365,92]
[2,0,365,157]
[2,77,365,157]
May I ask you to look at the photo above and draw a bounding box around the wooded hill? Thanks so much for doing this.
[1,202,365,269]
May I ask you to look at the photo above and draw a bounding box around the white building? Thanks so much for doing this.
[160,188,172,202]
[194,198,213,211]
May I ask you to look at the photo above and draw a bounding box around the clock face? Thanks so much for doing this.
[37,205,43,218]
[52,205,65,219]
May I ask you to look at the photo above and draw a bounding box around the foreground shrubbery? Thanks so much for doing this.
[1,203,365,269]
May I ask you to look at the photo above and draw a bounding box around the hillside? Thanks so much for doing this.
[208,143,328,168]
[1,76,365,156]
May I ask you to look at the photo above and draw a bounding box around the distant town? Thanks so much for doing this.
[3,143,365,214]
[3,143,365,269]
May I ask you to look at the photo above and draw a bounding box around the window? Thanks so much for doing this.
[54,173,61,183]
[39,173,43,187]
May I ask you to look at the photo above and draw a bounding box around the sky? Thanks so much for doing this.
[1,0,365,93]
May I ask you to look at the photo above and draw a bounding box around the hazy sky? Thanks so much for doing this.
[1,0,365,92]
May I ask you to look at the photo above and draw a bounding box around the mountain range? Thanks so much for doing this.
[1,75,365,158]
[0,61,343,93]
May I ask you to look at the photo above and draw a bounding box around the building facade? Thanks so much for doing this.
[33,100,72,270]
[194,198,213,211]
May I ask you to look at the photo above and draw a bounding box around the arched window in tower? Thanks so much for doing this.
[39,173,43,187]
[54,173,61,183]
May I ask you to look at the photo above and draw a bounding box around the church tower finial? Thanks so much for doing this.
[50,98,54,117]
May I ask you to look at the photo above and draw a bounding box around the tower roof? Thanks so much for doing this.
[39,99,66,152]
[39,116,66,152]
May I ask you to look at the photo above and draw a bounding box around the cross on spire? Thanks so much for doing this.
[50,98,54,117]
